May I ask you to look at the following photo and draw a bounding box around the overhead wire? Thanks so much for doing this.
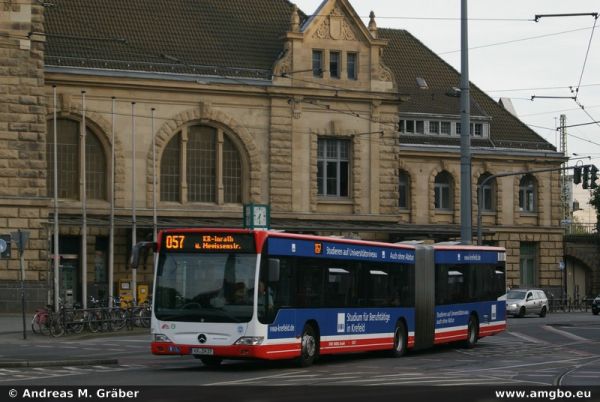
[573,15,598,100]
[438,26,594,55]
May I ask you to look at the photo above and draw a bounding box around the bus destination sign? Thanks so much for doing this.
[162,232,255,253]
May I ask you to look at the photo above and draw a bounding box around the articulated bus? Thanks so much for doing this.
[132,229,506,367]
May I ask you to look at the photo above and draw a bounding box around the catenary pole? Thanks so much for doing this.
[460,0,472,244]
[81,90,87,309]
[109,97,116,308]
[52,86,60,312]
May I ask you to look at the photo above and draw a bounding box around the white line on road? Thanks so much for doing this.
[506,331,548,344]
[543,325,592,343]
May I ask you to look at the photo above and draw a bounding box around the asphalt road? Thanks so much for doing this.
[1,312,598,387]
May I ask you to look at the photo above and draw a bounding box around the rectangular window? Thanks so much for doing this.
[474,123,483,136]
[398,120,405,133]
[429,121,439,134]
[187,126,216,202]
[434,185,451,209]
[347,52,357,80]
[440,121,451,135]
[416,121,425,134]
[330,51,340,78]
[405,120,415,133]
[455,122,461,135]
[317,138,350,197]
[399,174,409,209]
[519,243,537,287]
[312,50,323,77]
[482,184,493,211]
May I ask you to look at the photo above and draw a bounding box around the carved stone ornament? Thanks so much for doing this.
[378,63,393,82]
[272,42,292,77]
[312,6,357,41]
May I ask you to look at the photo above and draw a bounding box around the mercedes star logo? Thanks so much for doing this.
[198,334,207,344]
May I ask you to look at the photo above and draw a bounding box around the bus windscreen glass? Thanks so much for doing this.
[155,250,257,323]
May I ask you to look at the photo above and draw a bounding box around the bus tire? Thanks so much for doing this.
[390,321,408,357]
[297,324,318,367]
[463,315,479,349]
[198,356,222,367]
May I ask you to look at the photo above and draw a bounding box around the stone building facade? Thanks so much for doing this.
[0,0,565,311]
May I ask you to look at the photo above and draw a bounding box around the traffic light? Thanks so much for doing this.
[573,166,582,184]
[582,165,590,189]
[591,165,599,189]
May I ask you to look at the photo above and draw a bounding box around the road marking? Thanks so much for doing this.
[506,331,548,344]
[460,355,598,372]
[543,325,592,343]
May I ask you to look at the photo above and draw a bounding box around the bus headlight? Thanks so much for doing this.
[234,336,264,346]
[153,333,173,343]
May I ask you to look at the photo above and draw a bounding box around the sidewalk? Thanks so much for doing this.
[0,313,149,368]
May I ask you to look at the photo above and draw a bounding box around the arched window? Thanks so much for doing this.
[160,124,243,204]
[478,173,496,212]
[399,170,410,209]
[519,175,536,212]
[46,118,107,200]
[434,171,454,210]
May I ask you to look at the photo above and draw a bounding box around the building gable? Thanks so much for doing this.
[273,0,395,92]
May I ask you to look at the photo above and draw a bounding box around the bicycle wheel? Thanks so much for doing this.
[34,312,51,336]
[87,310,102,333]
[31,312,42,334]
[110,308,127,331]
[68,310,85,334]
[138,307,151,328]
[49,315,65,337]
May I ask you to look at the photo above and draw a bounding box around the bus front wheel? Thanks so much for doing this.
[390,321,408,357]
[463,315,479,349]
[297,324,318,367]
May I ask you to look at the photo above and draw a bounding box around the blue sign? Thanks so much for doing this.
[267,237,415,264]
[434,250,501,264]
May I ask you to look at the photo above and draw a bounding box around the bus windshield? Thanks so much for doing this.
[155,252,257,323]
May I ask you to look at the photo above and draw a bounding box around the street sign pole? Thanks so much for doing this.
[11,230,29,340]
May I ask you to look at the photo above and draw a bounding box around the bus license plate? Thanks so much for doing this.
[191,348,213,355]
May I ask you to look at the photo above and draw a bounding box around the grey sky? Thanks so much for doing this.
[295,0,600,166]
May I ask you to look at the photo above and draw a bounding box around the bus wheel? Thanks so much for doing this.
[463,315,479,349]
[198,356,223,367]
[297,324,318,367]
[390,321,407,357]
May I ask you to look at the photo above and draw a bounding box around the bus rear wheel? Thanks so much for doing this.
[296,324,318,367]
[463,315,479,349]
[390,321,408,357]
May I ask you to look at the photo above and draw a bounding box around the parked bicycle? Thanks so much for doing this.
[49,302,85,337]
[31,305,51,335]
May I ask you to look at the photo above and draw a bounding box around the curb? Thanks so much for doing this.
[0,328,149,339]
[0,358,119,368]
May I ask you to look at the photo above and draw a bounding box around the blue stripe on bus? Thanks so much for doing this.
[267,307,415,339]
[268,238,416,264]
[434,250,501,264]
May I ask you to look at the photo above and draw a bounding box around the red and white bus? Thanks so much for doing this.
[132,229,506,366]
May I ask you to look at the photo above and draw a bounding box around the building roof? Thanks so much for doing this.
[44,0,555,151]
[44,0,304,79]
[378,28,555,151]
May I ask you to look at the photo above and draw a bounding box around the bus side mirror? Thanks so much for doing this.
[268,258,280,282]
[130,241,156,269]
